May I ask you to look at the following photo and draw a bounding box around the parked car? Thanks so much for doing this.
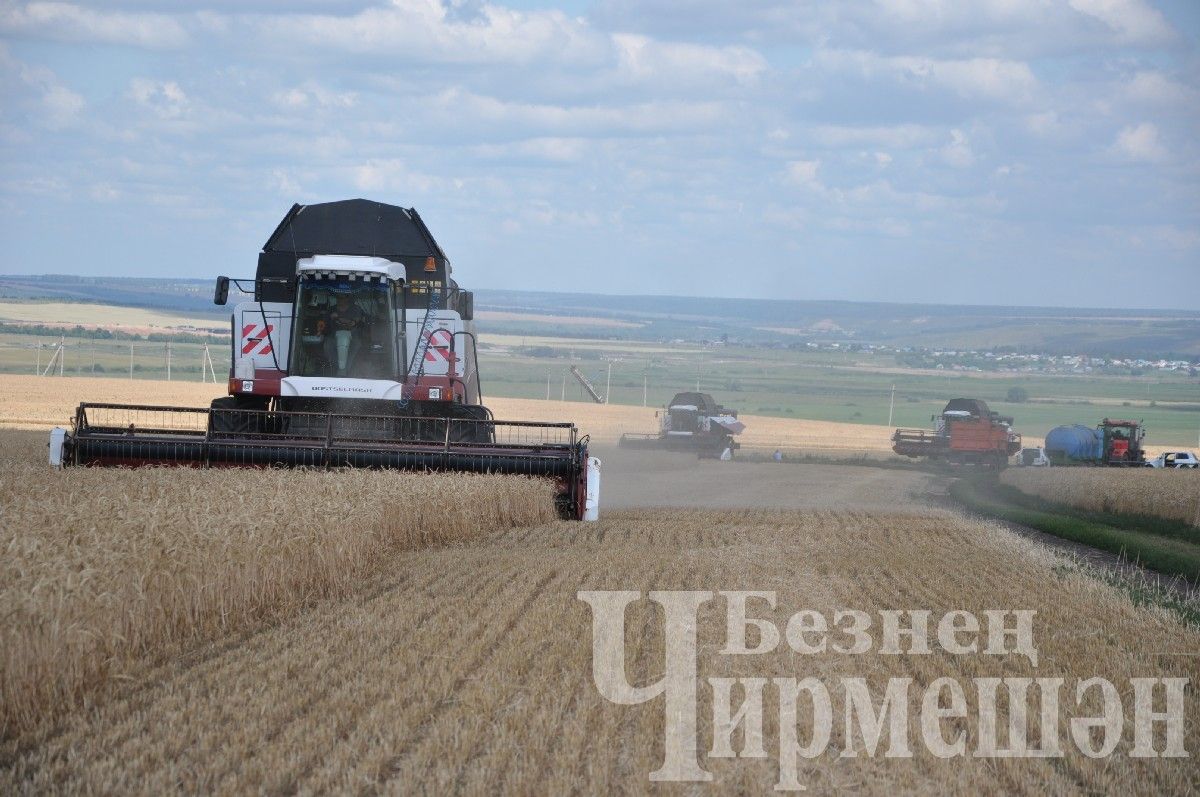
[1146,451,1200,469]
[1014,446,1050,467]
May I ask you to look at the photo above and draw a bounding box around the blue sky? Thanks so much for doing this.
[0,0,1197,308]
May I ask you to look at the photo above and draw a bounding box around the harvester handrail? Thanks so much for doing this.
[74,402,577,431]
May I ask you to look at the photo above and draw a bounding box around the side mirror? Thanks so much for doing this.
[213,276,230,306]
[459,290,474,321]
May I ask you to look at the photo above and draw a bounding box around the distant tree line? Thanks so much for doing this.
[0,323,228,344]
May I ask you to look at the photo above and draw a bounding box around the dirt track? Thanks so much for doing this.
[593,445,938,512]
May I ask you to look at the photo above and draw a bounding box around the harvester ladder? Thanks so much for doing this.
[569,365,604,404]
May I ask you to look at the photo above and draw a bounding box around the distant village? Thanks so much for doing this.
[699,337,1200,377]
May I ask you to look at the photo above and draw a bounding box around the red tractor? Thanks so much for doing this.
[893,398,1021,467]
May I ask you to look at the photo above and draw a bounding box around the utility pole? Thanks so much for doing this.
[42,338,62,376]
[166,342,172,381]
[35,343,41,375]
[560,373,565,401]
[888,384,896,427]
[643,373,647,407]
[59,335,65,376]
[605,362,612,405]
[130,344,134,380]
[90,337,96,374]
[546,371,551,400]
[201,344,217,383]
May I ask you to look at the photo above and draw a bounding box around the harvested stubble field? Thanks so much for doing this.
[2,429,1198,793]
[1002,467,1200,527]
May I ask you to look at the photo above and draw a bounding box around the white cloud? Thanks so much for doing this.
[473,137,589,163]
[0,2,188,48]
[1111,122,1167,162]
[1025,111,1063,138]
[808,124,940,149]
[89,183,121,202]
[1067,0,1173,45]
[129,78,189,119]
[40,82,83,128]
[0,1,1195,307]
[940,129,974,168]
[1119,71,1192,107]
[816,48,1039,104]
[429,88,725,136]
[0,46,84,128]
[1095,223,1200,250]
[613,33,766,86]
[785,159,821,188]
[271,84,356,110]
[598,0,1179,58]
[351,159,454,193]
[521,200,602,228]
[256,0,603,65]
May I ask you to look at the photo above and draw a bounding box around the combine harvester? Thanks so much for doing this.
[619,392,745,458]
[892,398,1021,467]
[1043,419,1146,466]
[49,199,600,520]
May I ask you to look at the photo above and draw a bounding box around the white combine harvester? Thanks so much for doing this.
[619,392,745,459]
[50,199,600,520]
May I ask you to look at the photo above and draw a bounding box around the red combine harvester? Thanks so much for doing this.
[892,398,1021,467]
[48,199,600,520]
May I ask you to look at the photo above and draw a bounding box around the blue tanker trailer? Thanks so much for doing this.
[1044,419,1146,466]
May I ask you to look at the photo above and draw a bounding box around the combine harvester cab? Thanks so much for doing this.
[892,398,1021,467]
[619,392,744,459]
[49,199,601,521]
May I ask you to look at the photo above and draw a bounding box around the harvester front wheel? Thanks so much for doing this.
[448,403,494,444]
[209,395,271,435]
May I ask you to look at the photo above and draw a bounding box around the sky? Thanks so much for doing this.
[0,0,1197,309]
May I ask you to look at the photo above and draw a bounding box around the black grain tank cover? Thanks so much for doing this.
[943,398,991,418]
[258,200,451,297]
[669,392,724,415]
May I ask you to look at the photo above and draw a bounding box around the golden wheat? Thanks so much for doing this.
[1001,467,1200,527]
[0,374,909,455]
[2,507,1196,794]
[0,430,556,737]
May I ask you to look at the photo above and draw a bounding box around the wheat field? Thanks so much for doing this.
[0,373,908,455]
[6,373,1191,459]
[1002,467,1200,527]
[0,430,556,737]
[4,376,1199,793]
[2,501,1196,793]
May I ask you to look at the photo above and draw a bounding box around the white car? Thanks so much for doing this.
[1014,447,1050,467]
[1146,451,1200,469]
